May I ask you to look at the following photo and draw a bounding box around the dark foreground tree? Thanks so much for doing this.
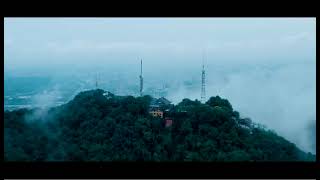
[4,89,316,161]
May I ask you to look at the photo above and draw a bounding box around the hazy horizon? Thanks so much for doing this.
[4,18,316,154]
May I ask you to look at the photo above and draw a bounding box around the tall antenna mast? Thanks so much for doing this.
[139,59,143,96]
[201,50,206,103]
[95,72,99,89]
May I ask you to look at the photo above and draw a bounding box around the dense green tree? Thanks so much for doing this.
[4,89,316,162]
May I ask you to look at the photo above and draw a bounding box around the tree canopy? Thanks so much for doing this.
[4,89,316,161]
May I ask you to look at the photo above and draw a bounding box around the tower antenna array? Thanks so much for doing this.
[95,72,99,89]
[201,51,206,103]
[139,59,143,96]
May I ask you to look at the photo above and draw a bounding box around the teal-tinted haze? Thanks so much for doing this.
[4,18,316,73]
[4,18,316,154]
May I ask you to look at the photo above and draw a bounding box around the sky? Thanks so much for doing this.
[3,18,316,153]
[4,18,316,71]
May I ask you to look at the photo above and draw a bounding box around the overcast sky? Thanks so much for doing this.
[4,18,316,71]
[3,18,316,154]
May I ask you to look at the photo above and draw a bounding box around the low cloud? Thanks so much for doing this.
[167,62,316,153]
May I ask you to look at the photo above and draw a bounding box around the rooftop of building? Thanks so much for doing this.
[150,97,172,106]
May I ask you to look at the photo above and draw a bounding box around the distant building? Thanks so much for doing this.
[150,97,172,108]
[158,97,171,105]
[103,91,113,99]
[164,117,173,127]
[149,108,163,118]
[149,97,173,122]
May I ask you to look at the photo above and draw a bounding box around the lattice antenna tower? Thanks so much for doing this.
[95,72,99,89]
[201,50,206,103]
[139,59,144,96]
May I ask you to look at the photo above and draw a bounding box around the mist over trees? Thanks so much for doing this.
[3,16,317,163]
[5,18,316,155]
[4,89,315,161]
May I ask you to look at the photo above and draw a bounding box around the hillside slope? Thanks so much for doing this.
[4,89,316,161]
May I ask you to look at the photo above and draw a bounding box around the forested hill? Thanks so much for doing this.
[4,89,316,161]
